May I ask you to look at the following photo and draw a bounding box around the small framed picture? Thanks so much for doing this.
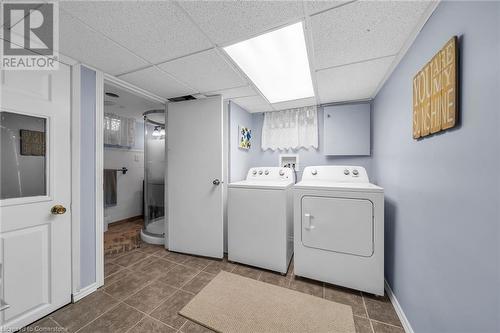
[238,126,251,150]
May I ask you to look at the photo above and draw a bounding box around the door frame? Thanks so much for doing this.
[70,63,167,301]
[69,64,167,301]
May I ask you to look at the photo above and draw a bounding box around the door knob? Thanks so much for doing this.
[212,179,221,186]
[51,205,67,215]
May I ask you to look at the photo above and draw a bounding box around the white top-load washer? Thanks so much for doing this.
[293,166,384,295]
[228,167,295,274]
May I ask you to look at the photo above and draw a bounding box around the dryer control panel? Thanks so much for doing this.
[246,167,295,182]
[302,166,369,183]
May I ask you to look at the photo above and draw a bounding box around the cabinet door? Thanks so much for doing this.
[301,196,373,257]
[323,104,370,156]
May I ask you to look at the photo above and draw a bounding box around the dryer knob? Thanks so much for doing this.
[344,169,350,175]
[311,169,317,176]
[279,169,285,176]
[264,170,269,175]
[252,170,257,175]
[352,169,359,176]
[258,170,263,175]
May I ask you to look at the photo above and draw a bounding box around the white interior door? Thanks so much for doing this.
[0,66,72,330]
[167,96,224,258]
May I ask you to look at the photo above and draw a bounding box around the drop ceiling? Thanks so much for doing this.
[58,0,437,112]
[104,83,164,120]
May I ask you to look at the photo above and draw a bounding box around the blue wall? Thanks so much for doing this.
[372,2,500,332]
[228,101,257,182]
[80,66,96,289]
[251,106,373,181]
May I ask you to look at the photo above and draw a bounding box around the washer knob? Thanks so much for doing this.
[279,169,285,176]
[311,169,317,176]
[352,169,359,176]
[264,170,269,175]
[252,170,257,175]
[258,170,263,175]
[344,169,350,175]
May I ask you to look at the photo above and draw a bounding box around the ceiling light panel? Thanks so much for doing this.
[224,22,314,104]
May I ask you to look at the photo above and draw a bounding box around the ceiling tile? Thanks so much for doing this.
[158,49,246,92]
[205,86,257,100]
[118,66,196,99]
[60,1,212,64]
[304,1,351,15]
[311,1,431,69]
[59,11,148,75]
[272,96,317,111]
[179,1,303,45]
[316,56,395,103]
[231,95,274,113]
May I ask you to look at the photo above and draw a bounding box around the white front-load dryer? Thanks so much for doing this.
[228,167,295,274]
[293,166,384,295]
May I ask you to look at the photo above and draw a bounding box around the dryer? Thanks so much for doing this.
[293,166,384,295]
[228,167,295,274]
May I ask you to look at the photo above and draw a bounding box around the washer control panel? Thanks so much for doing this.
[303,166,369,182]
[247,167,295,182]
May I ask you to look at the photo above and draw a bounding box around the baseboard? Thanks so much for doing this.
[107,215,143,226]
[385,280,414,333]
[72,282,99,303]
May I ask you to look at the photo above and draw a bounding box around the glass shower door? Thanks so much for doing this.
[143,113,166,240]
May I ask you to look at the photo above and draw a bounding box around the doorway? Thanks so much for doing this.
[102,80,166,258]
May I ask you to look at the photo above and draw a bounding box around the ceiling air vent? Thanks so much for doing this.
[168,95,196,102]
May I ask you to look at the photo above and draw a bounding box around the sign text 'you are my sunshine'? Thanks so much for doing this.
[412,36,458,139]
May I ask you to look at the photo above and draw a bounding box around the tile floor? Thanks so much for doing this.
[26,244,404,333]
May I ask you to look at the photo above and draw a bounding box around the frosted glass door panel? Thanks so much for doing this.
[0,111,47,199]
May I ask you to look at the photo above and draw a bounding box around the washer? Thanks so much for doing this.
[293,166,384,295]
[228,167,295,274]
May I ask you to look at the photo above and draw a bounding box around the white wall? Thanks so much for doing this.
[104,148,144,225]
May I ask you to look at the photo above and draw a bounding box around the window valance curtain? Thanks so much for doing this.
[104,113,136,148]
[261,105,318,151]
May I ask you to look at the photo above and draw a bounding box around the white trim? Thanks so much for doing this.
[104,73,167,105]
[95,70,105,288]
[372,1,440,98]
[71,282,98,303]
[71,63,82,294]
[385,280,414,333]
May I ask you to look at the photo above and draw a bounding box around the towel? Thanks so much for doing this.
[104,169,117,207]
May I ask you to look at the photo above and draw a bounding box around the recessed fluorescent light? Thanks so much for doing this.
[224,22,314,104]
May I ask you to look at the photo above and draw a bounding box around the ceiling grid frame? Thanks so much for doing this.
[172,0,276,111]
[59,6,199,93]
[55,0,440,111]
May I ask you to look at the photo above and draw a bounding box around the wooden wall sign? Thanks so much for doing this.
[413,36,458,139]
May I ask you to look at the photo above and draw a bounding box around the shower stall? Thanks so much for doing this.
[141,109,167,245]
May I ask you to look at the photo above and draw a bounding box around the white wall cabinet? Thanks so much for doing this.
[323,103,371,156]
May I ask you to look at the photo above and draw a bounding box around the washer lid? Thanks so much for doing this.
[229,180,294,190]
[294,180,383,193]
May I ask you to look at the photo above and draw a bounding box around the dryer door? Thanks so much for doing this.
[301,196,373,256]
